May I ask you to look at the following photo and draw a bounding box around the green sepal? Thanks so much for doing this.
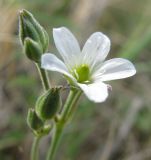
[34,124,52,137]
[36,87,62,121]
[42,30,49,53]
[19,12,40,45]
[19,9,49,52]
[24,38,42,63]
[27,108,44,131]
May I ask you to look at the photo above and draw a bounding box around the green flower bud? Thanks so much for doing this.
[19,9,49,52]
[27,108,44,131]
[36,88,62,121]
[24,38,42,62]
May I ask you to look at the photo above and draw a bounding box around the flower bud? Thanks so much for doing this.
[36,88,61,121]
[24,38,42,62]
[27,108,44,131]
[19,9,49,52]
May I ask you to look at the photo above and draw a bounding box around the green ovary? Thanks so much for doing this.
[72,64,90,83]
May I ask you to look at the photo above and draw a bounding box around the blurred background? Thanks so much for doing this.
[0,0,150,160]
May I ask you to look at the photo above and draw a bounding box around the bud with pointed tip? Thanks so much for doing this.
[27,108,44,131]
[19,9,49,52]
[36,87,62,121]
[24,38,42,62]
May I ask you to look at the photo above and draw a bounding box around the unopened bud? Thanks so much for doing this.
[19,9,49,52]
[27,108,44,131]
[36,88,61,121]
[24,38,42,62]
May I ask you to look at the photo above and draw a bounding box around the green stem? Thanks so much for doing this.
[30,63,50,160]
[61,89,82,122]
[31,136,41,160]
[46,89,81,160]
[46,123,64,160]
[36,63,50,90]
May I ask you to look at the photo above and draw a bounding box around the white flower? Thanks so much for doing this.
[41,27,136,103]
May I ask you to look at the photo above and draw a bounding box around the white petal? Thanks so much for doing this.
[41,53,75,81]
[82,32,110,68]
[53,27,81,67]
[78,81,108,103]
[93,58,136,81]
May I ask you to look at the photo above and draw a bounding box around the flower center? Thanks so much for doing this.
[72,64,90,83]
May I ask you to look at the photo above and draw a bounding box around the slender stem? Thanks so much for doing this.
[30,63,50,160]
[31,136,41,160]
[61,89,82,122]
[36,63,50,90]
[46,89,81,160]
[46,123,64,160]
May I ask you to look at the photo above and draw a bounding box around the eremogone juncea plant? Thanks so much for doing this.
[19,9,136,160]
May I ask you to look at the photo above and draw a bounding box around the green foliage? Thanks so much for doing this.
[136,108,151,133]
[7,74,38,107]
[0,130,25,150]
